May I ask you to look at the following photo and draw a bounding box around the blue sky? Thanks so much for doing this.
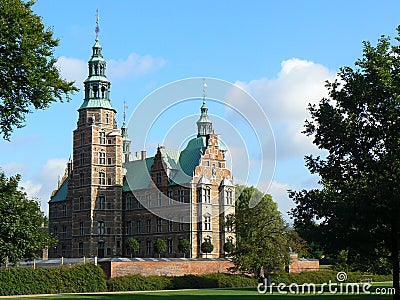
[1,0,400,219]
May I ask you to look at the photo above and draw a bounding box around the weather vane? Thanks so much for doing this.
[123,100,129,123]
[202,78,207,104]
[95,9,100,38]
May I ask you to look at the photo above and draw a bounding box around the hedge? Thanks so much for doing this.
[107,273,257,291]
[0,265,393,296]
[0,264,107,295]
[271,270,392,285]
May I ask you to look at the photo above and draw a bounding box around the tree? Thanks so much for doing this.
[201,240,213,258]
[290,26,400,300]
[0,171,57,263]
[153,238,166,258]
[178,239,190,258]
[232,186,288,276]
[125,237,140,258]
[0,0,78,140]
[223,241,235,256]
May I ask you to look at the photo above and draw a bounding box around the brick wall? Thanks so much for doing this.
[99,255,320,278]
[289,253,320,273]
[99,259,234,278]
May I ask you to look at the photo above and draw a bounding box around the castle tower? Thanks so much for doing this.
[70,14,123,258]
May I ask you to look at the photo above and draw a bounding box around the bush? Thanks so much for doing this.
[0,264,106,296]
[271,270,392,285]
[107,274,173,292]
[107,273,257,291]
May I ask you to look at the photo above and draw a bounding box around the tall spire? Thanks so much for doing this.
[197,78,213,137]
[78,10,114,111]
[95,9,100,39]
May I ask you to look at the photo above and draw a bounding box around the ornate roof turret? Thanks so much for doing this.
[79,10,114,111]
[197,79,214,137]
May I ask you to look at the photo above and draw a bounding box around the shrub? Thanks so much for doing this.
[0,264,106,296]
[107,274,173,292]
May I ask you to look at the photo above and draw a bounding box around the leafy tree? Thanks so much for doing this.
[201,240,213,258]
[285,227,310,259]
[178,239,190,258]
[153,238,166,258]
[223,241,235,256]
[290,26,400,299]
[0,171,57,263]
[125,237,140,258]
[230,186,288,276]
[0,0,78,140]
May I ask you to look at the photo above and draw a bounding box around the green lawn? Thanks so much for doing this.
[14,286,394,300]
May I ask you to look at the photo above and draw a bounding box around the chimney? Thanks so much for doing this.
[141,150,146,160]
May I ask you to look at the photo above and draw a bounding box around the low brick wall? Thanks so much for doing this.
[289,253,319,273]
[99,259,234,278]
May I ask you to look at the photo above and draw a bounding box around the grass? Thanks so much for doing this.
[13,284,394,300]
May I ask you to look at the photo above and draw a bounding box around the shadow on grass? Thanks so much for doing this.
[39,288,390,300]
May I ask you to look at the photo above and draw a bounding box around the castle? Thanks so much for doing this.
[48,29,235,259]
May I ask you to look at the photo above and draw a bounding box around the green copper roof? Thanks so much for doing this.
[123,157,155,191]
[49,177,69,203]
[123,136,207,191]
[79,99,115,110]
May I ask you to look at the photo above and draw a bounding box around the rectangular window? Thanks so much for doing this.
[97,195,105,209]
[226,190,233,205]
[99,152,105,164]
[147,219,152,233]
[157,218,162,233]
[80,132,85,146]
[108,157,112,165]
[205,160,210,166]
[204,216,211,231]
[107,202,111,210]
[157,192,162,206]
[146,194,151,207]
[126,196,132,210]
[179,217,184,231]
[167,190,173,205]
[79,221,84,236]
[136,220,142,233]
[126,221,132,235]
[203,188,210,203]
[107,177,112,185]
[146,241,152,255]
[179,189,185,203]
[99,172,106,185]
[80,153,85,166]
[167,239,173,254]
[136,196,143,208]
[99,132,106,144]
[168,220,173,232]
[107,248,111,255]
[98,221,105,235]
[78,242,84,256]
[105,113,109,124]
[62,225,67,239]
[107,227,111,234]
[79,196,84,210]
[79,172,84,186]
[54,205,58,218]
[156,172,162,184]
[62,203,67,216]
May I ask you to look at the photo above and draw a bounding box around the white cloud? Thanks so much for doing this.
[2,162,29,176]
[268,180,296,222]
[56,56,87,85]
[231,58,337,158]
[108,53,166,79]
